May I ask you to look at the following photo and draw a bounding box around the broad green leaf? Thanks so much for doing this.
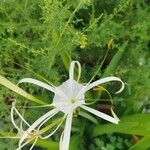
[129,136,150,150]
[0,75,46,105]
[92,114,150,137]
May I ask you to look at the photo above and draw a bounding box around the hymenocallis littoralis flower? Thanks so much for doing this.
[0,100,41,150]
[11,61,124,150]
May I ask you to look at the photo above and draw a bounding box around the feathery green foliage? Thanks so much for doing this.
[0,0,150,149]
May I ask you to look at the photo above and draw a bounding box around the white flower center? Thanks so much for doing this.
[70,98,76,104]
[53,79,85,114]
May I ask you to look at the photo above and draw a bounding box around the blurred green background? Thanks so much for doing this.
[0,0,150,150]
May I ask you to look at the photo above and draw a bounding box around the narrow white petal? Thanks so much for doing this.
[39,115,66,139]
[76,62,81,82]
[69,61,76,82]
[60,111,73,150]
[85,76,124,94]
[69,61,81,82]
[18,78,55,92]
[18,78,68,100]
[80,105,119,124]
[59,131,64,150]
[29,137,38,150]
[13,107,30,127]
[69,61,81,94]
[19,108,59,146]
[11,107,20,131]
[11,101,31,134]
[111,108,120,122]
[18,138,34,150]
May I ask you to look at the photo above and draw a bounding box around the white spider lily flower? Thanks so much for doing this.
[10,101,40,150]
[17,61,124,150]
[11,101,66,150]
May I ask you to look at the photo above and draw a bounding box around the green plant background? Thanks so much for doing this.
[0,0,150,150]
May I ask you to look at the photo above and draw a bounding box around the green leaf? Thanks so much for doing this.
[0,75,46,105]
[79,110,98,124]
[36,139,58,150]
[60,51,70,72]
[129,136,150,150]
[92,114,150,137]
[103,41,128,77]
[70,134,83,150]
